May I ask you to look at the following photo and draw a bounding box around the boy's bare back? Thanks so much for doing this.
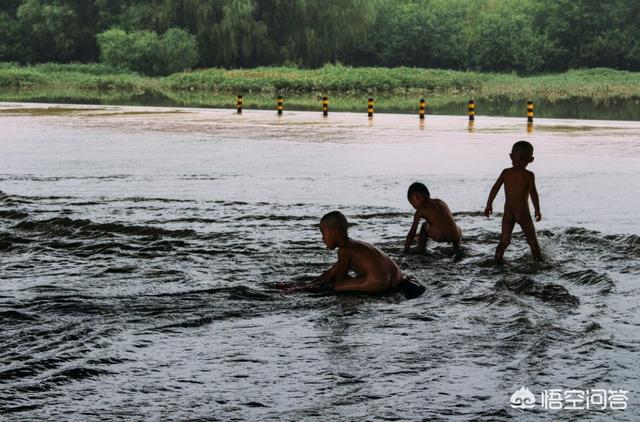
[332,239,403,292]
[405,182,462,254]
[415,198,460,243]
[498,167,539,222]
[309,211,421,295]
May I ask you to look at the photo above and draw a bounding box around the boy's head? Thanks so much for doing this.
[319,211,348,249]
[510,140,535,167]
[407,182,430,209]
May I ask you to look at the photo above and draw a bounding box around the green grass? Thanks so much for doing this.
[163,65,640,102]
[1,63,640,115]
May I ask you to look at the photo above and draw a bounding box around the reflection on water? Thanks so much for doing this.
[435,97,640,121]
[0,105,639,420]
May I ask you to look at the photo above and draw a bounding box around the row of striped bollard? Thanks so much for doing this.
[277,96,284,115]
[236,95,535,121]
[468,99,535,122]
[527,100,534,133]
[236,95,243,113]
[468,100,476,121]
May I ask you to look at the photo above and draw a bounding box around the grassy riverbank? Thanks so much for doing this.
[1,63,640,115]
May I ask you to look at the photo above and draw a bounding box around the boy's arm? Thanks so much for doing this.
[332,248,351,284]
[310,249,351,287]
[310,261,338,287]
[404,212,421,252]
[530,172,541,221]
[484,171,505,217]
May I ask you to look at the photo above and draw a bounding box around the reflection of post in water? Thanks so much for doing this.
[322,96,329,117]
[368,97,374,117]
[468,120,475,132]
[277,95,284,115]
[419,119,425,130]
[527,122,534,133]
[236,95,243,114]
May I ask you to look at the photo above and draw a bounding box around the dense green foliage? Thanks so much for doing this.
[0,0,639,74]
[3,63,640,102]
[97,28,198,75]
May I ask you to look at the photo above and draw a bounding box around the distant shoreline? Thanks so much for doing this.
[1,63,639,118]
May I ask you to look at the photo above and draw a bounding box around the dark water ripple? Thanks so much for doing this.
[1,190,639,420]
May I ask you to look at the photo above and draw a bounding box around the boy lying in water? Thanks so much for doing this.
[309,211,424,298]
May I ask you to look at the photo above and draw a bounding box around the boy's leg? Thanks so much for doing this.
[496,214,515,263]
[452,226,462,250]
[398,276,426,299]
[452,226,463,260]
[417,222,430,253]
[333,276,387,293]
[520,219,542,261]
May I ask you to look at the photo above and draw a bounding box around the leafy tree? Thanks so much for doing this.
[473,2,548,72]
[67,1,103,62]
[97,27,198,75]
[97,28,157,73]
[1,0,639,71]
[16,0,80,62]
[246,0,376,67]
[533,0,640,70]
[0,12,21,61]
[362,0,470,69]
[155,27,199,74]
[426,0,471,69]
[212,0,270,67]
[0,1,22,14]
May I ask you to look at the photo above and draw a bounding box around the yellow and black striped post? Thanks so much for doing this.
[468,100,475,121]
[277,96,284,115]
[419,98,426,120]
[367,98,374,117]
[322,96,329,116]
[236,95,243,114]
[527,100,534,123]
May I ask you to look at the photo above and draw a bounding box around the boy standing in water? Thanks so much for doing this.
[404,182,462,255]
[310,211,424,297]
[484,140,542,263]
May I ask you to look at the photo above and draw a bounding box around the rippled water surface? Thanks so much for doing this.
[1,103,639,420]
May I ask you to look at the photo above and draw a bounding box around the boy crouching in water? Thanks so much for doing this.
[484,140,542,263]
[404,182,462,255]
[310,211,424,297]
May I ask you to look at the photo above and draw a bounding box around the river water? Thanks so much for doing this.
[1,103,639,420]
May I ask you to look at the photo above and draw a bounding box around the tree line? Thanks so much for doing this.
[1,0,639,75]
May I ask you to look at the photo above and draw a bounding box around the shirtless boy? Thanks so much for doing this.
[404,182,462,255]
[484,140,542,263]
[310,211,423,297]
